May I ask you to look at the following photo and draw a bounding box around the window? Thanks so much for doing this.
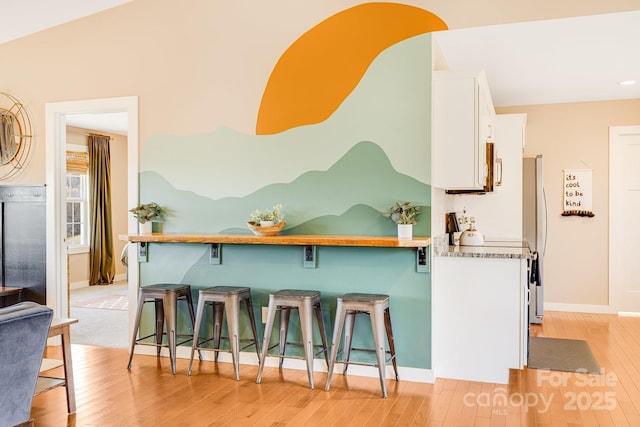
[66,146,89,251]
[66,174,88,247]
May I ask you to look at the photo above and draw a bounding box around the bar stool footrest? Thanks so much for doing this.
[195,340,258,353]
[261,353,309,362]
[337,356,397,367]
[266,341,327,358]
[135,335,195,348]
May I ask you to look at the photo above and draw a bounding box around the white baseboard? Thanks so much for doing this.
[544,302,615,314]
[70,275,127,290]
[132,346,434,383]
[70,280,89,290]
[618,311,640,317]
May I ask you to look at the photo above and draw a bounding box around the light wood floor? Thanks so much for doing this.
[31,311,640,426]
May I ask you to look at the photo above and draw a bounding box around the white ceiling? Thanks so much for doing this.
[65,112,129,136]
[0,0,132,45]
[2,0,133,134]
[434,10,640,106]
[1,3,638,132]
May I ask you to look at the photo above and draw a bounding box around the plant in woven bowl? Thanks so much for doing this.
[247,204,286,236]
[249,204,284,226]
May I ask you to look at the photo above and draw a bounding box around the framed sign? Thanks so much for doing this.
[562,169,594,217]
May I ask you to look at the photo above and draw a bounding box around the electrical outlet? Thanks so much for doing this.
[416,246,430,273]
[261,307,268,323]
[303,245,317,268]
[209,243,221,265]
[138,242,148,263]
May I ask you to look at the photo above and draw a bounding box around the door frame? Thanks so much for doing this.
[45,96,139,337]
[609,125,640,315]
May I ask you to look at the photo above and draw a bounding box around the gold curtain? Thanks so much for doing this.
[88,134,115,286]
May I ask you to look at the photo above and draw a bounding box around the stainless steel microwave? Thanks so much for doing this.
[445,142,502,194]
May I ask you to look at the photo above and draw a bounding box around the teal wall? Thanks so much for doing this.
[138,33,433,370]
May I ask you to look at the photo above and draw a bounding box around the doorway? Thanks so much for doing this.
[45,96,139,344]
[609,125,640,314]
[69,281,129,347]
[66,118,129,347]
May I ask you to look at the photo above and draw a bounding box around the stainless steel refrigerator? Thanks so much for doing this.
[523,156,546,324]
[0,185,47,305]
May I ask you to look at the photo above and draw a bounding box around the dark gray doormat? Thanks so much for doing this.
[528,337,601,374]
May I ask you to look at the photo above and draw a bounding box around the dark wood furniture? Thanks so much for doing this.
[0,286,23,307]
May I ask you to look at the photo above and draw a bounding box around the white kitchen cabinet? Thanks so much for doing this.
[444,114,527,240]
[432,69,495,190]
[433,255,528,384]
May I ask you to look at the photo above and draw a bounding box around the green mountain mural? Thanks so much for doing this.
[141,140,430,236]
[283,203,430,236]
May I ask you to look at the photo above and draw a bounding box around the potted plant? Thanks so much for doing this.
[249,204,284,226]
[247,204,286,236]
[130,202,165,233]
[383,201,421,240]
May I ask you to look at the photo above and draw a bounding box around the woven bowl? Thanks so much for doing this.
[247,221,286,236]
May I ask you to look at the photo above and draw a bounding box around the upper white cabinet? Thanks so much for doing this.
[432,69,495,190]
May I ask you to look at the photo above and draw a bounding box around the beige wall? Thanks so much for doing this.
[66,127,128,287]
[1,0,638,303]
[0,0,636,186]
[498,100,640,306]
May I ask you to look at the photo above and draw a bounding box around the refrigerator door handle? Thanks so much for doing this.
[542,186,548,258]
[536,286,544,316]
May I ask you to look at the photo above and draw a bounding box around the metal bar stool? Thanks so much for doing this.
[127,283,201,375]
[187,286,261,380]
[324,293,398,398]
[256,289,329,389]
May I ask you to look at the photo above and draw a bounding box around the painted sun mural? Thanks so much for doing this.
[256,3,447,135]
[141,2,446,236]
[139,2,448,370]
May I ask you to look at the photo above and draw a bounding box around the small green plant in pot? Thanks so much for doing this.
[383,201,421,239]
[130,202,165,233]
[130,202,165,224]
[250,204,284,226]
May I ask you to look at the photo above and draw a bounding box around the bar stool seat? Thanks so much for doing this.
[187,286,261,380]
[127,283,200,375]
[256,289,329,389]
[324,293,398,398]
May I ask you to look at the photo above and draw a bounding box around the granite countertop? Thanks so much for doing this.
[433,236,531,259]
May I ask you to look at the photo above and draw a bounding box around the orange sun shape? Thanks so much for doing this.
[256,3,447,135]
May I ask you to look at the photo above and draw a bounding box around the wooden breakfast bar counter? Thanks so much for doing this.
[126,233,432,269]
[126,232,431,248]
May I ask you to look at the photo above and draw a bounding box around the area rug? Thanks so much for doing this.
[70,294,129,311]
[528,336,601,374]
